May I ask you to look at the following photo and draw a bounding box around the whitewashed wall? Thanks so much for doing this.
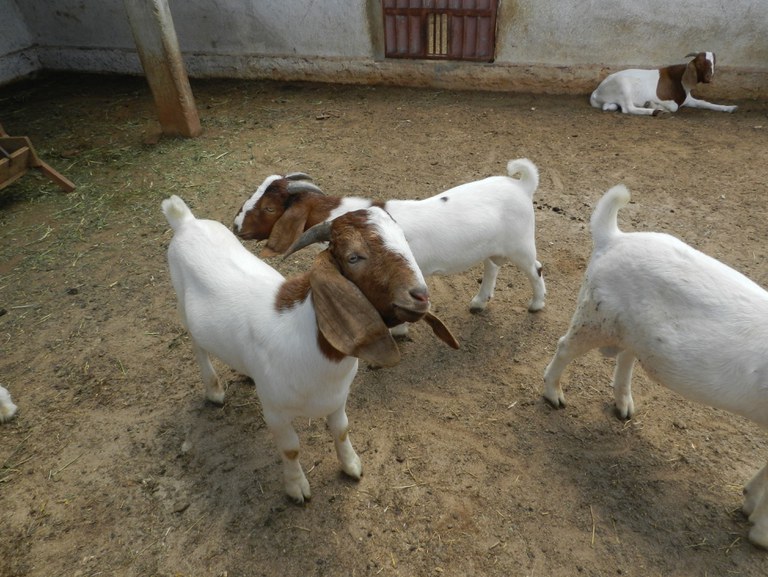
[0,0,39,84]
[1,0,766,97]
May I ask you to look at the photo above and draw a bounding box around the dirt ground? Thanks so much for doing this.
[1,73,768,577]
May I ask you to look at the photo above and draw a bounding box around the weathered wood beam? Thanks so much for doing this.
[123,0,201,138]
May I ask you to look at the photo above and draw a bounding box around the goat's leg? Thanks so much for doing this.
[525,259,546,312]
[498,250,547,312]
[264,412,311,504]
[469,258,501,312]
[617,80,664,115]
[191,341,225,405]
[612,349,636,419]
[327,404,362,480]
[744,462,768,517]
[683,97,737,113]
[543,331,598,408]
[620,102,664,116]
[746,464,768,548]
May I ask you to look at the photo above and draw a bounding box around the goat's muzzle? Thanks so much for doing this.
[393,288,431,323]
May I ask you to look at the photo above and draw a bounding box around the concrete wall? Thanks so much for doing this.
[2,0,766,97]
[0,0,40,85]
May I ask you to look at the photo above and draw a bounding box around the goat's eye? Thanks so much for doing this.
[348,254,364,264]
[263,206,275,213]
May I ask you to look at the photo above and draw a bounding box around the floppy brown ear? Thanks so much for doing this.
[263,202,311,256]
[422,312,460,349]
[310,252,401,367]
[683,61,699,87]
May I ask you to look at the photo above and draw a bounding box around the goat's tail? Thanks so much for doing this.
[162,195,195,231]
[506,158,540,198]
[590,185,630,249]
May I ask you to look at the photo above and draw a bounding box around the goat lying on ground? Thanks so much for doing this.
[543,184,768,547]
[590,52,737,116]
[0,385,17,423]
[163,196,458,502]
[233,159,546,322]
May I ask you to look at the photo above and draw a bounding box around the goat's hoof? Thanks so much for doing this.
[288,493,310,506]
[342,457,363,480]
[205,393,225,406]
[614,406,633,421]
[543,393,566,410]
[528,302,545,313]
[749,524,768,549]
[614,398,635,420]
[286,481,311,505]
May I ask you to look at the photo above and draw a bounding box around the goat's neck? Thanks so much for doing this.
[307,196,345,228]
[276,273,311,312]
[275,272,347,363]
[657,64,689,105]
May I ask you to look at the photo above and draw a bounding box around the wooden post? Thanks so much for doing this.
[123,0,202,138]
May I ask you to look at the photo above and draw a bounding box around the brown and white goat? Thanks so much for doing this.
[590,52,737,116]
[233,160,546,318]
[163,196,458,503]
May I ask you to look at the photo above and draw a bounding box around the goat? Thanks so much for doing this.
[163,196,458,503]
[233,159,546,322]
[543,184,768,547]
[590,52,738,116]
[0,385,17,423]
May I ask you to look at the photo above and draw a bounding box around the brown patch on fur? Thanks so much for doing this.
[656,65,688,105]
[656,53,715,107]
[284,450,299,461]
[275,274,347,363]
[236,179,342,241]
[275,273,311,312]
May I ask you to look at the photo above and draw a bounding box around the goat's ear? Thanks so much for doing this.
[683,60,699,86]
[310,251,401,367]
[421,312,460,349]
[262,202,311,256]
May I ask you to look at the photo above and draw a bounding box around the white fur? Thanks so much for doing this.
[163,196,421,503]
[590,52,737,115]
[0,386,18,422]
[543,184,768,547]
[327,158,545,317]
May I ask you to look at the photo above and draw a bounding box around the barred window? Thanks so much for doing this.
[382,0,499,62]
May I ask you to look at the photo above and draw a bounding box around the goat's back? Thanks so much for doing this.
[166,216,285,366]
[387,175,537,276]
[586,231,768,426]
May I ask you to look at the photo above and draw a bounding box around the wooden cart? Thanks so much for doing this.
[0,123,75,192]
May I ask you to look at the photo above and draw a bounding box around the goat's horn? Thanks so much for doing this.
[283,220,332,258]
[285,172,312,181]
[286,180,325,195]
[684,52,699,58]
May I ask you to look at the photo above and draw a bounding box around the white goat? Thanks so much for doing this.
[543,184,768,547]
[163,196,457,502]
[233,159,546,320]
[0,385,17,422]
[590,52,737,116]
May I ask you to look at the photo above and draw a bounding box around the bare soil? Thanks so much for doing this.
[2,73,768,577]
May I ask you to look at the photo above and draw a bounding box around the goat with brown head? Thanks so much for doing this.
[164,196,457,503]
